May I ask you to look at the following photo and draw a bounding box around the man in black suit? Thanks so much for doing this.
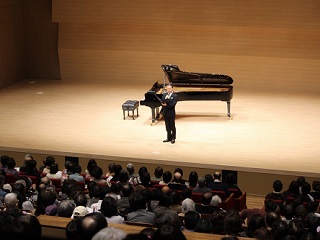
[161,84,178,144]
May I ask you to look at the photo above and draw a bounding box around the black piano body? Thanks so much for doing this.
[140,65,233,124]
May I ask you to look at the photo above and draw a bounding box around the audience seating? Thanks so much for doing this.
[220,193,235,211]
[4,174,16,184]
[50,178,62,192]
[234,192,247,212]
[38,215,245,240]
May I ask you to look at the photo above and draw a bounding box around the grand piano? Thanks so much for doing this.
[140,65,233,124]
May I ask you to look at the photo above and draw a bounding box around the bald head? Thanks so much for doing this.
[4,192,19,209]
[161,186,170,194]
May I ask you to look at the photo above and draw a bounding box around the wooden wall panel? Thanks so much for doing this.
[0,0,60,89]
[0,0,24,88]
[52,0,320,94]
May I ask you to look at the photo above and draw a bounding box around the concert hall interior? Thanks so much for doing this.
[1,0,320,196]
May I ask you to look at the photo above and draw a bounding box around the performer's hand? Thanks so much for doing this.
[162,102,167,106]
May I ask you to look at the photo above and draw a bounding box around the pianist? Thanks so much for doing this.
[161,84,178,144]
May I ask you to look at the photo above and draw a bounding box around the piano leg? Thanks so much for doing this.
[227,101,232,119]
[151,108,156,124]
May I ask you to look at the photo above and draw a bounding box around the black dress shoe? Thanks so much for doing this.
[171,140,175,144]
[163,139,171,143]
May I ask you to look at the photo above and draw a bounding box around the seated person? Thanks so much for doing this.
[159,171,172,185]
[265,180,284,201]
[127,192,156,226]
[192,177,211,194]
[225,172,242,197]
[195,192,224,214]
[69,165,85,183]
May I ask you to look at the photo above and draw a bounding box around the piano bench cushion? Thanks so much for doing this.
[122,100,139,110]
[122,100,139,120]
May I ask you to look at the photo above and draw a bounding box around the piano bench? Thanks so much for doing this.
[122,100,139,120]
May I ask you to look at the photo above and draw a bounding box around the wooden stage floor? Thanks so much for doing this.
[0,79,319,178]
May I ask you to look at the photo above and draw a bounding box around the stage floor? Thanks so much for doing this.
[0,79,319,177]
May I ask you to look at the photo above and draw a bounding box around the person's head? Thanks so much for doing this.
[188,171,198,187]
[4,192,19,209]
[184,211,200,231]
[224,212,242,236]
[73,191,88,207]
[158,193,172,207]
[213,171,222,180]
[49,163,59,174]
[301,182,311,195]
[57,200,75,218]
[201,191,213,205]
[225,172,237,185]
[121,182,133,197]
[204,174,214,185]
[17,214,41,240]
[246,214,266,238]
[288,180,300,195]
[288,219,305,239]
[194,219,213,233]
[155,214,177,229]
[35,189,56,216]
[73,165,82,174]
[139,227,156,239]
[210,211,227,234]
[91,167,103,179]
[44,156,55,167]
[294,205,308,220]
[154,166,163,179]
[129,192,147,211]
[181,188,192,200]
[181,198,195,213]
[138,166,148,176]
[312,180,320,191]
[271,220,289,240]
[171,191,181,205]
[118,169,129,183]
[108,163,116,174]
[65,161,74,173]
[265,212,280,228]
[306,201,319,213]
[265,200,278,213]
[92,227,127,240]
[87,159,97,172]
[153,224,186,240]
[282,204,294,220]
[166,84,173,94]
[198,177,206,187]
[162,171,172,184]
[0,155,10,167]
[126,163,135,175]
[273,180,283,192]
[297,176,305,186]
[306,213,319,233]
[140,171,151,185]
[210,195,222,207]
[254,227,271,240]
[101,196,118,218]
[6,157,16,169]
[25,159,37,173]
[78,212,108,240]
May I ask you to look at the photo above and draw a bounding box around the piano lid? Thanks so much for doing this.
[161,64,233,85]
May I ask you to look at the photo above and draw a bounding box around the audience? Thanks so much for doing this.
[0,154,319,240]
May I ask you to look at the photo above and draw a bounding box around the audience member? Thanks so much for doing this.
[185,171,198,188]
[77,212,108,240]
[194,218,213,233]
[151,166,163,182]
[41,155,56,174]
[154,193,180,227]
[153,224,186,240]
[192,177,211,194]
[159,171,172,185]
[183,210,200,232]
[127,192,155,226]
[100,196,124,224]
[69,165,85,182]
[225,172,242,197]
[92,227,127,240]
[5,157,19,177]
[209,171,229,196]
